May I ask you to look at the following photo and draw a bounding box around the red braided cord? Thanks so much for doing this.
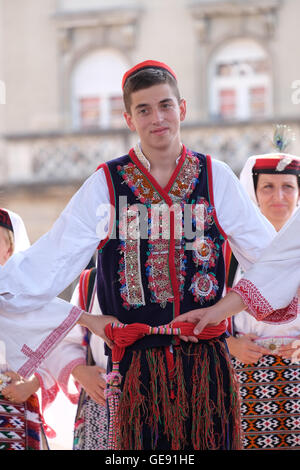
[105,320,226,363]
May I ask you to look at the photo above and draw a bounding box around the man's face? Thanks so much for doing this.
[124,83,186,153]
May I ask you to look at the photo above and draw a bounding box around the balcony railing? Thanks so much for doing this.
[1,117,299,187]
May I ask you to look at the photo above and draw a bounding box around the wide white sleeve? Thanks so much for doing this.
[34,284,86,410]
[0,168,111,314]
[211,158,276,270]
[0,168,112,378]
[232,207,300,321]
[0,297,84,378]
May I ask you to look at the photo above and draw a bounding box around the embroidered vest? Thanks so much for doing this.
[97,146,226,351]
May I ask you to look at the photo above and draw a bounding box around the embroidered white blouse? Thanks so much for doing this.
[233,206,300,332]
[36,283,106,412]
[232,266,300,339]
[0,154,276,377]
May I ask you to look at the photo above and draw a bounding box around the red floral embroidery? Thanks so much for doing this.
[189,271,219,304]
[117,151,201,307]
[192,236,220,269]
[191,197,215,232]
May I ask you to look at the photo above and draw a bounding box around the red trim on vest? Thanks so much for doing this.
[96,163,116,251]
[222,240,234,334]
[78,269,91,311]
[223,240,232,293]
[206,155,227,240]
[128,148,187,318]
[164,147,187,193]
[128,145,187,194]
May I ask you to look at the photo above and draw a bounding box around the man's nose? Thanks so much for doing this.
[152,108,164,123]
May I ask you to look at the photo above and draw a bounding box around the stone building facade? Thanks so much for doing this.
[0,0,299,244]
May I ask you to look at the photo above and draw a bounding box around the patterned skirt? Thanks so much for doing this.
[232,355,300,449]
[108,339,241,450]
[73,396,108,450]
[0,394,47,450]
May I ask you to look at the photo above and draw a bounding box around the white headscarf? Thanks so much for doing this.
[0,209,30,371]
[0,208,30,253]
[239,153,300,206]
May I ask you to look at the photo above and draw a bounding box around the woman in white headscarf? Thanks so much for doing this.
[225,139,300,450]
[179,131,300,450]
[0,208,50,450]
[226,144,300,362]
[0,210,108,450]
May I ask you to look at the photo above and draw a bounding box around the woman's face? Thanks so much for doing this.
[256,173,300,230]
[0,226,13,265]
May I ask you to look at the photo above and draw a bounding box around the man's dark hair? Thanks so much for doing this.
[123,67,181,113]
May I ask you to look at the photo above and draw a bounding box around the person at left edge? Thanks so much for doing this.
[0,60,276,449]
[0,208,49,450]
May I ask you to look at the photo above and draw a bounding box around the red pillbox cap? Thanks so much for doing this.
[122,60,177,89]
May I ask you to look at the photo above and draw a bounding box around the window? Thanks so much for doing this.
[249,86,267,116]
[79,97,100,128]
[59,0,137,12]
[209,39,272,121]
[71,50,128,130]
[219,89,236,118]
[109,96,125,128]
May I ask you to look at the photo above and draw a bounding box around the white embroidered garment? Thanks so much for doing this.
[232,264,300,337]
[0,155,275,376]
[0,209,30,373]
[37,283,107,412]
[233,207,300,321]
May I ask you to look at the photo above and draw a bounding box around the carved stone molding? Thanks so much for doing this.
[189,0,281,19]
[189,0,281,40]
[53,7,142,53]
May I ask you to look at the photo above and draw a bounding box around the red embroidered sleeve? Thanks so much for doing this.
[232,278,298,324]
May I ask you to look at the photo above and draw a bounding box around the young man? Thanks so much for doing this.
[0,60,276,450]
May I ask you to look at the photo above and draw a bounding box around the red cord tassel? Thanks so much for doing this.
[104,320,228,450]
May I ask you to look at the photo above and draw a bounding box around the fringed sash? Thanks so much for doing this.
[104,320,232,449]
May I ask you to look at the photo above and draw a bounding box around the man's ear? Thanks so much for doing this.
[179,98,187,122]
[7,244,13,258]
[123,112,136,132]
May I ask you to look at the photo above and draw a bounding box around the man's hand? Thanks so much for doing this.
[172,291,246,340]
[1,372,40,403]
[172,305,225,339]
[77,313,117,348]
[72,365,106,406]
[227,334,270,364]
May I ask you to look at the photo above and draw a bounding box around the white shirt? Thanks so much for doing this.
[233,206,300,322]
[233,263,300,338]
[0,155,276,376]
